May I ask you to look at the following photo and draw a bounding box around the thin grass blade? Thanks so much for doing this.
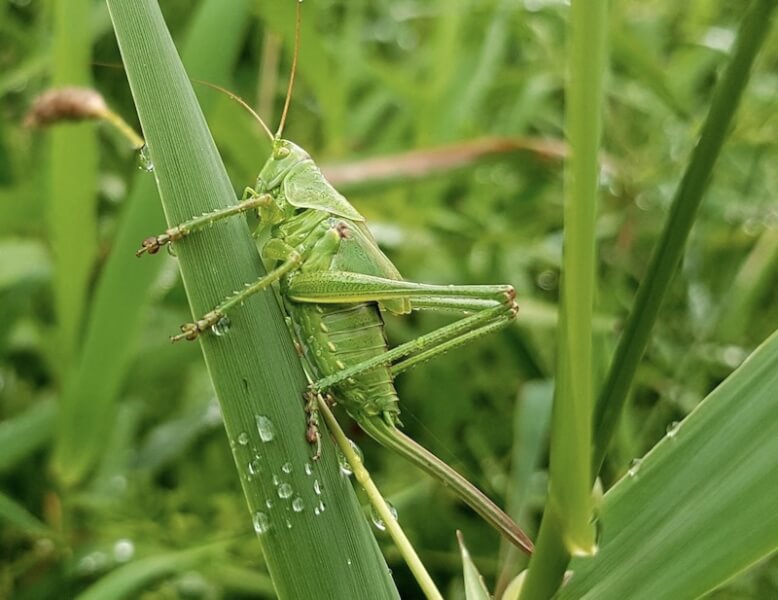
[561,329,778,600]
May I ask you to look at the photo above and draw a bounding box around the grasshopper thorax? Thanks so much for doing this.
[255,138,310,192]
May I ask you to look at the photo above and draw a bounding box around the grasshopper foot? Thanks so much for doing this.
[170,311,224,343]
[136,226,184,257]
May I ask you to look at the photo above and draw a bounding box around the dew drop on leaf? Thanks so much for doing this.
[138,144,154,172]
[252,511,270,534]
[210,316,231,337]
[256,415,275,442]
[277,483,293,499]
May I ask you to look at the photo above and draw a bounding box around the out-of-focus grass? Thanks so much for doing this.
[0,0,776,597]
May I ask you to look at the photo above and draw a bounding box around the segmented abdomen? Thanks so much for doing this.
[290,301,400,424]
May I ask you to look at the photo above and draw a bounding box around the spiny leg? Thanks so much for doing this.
[136,189,272,256]
[171,249,302,342]
[314,304,513,391]
[172,221,345,342]
[285,271,518,392]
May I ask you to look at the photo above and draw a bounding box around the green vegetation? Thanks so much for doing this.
[1,0,776,598]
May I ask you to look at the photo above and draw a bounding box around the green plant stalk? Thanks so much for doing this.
[54,0,252,487]
[520,0,608,596]
[592,0,777,472]
[318,399,443,600]
[104,1,398,598]
[49,0,98,365]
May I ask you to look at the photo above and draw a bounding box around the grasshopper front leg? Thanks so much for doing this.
[136,189,274,256]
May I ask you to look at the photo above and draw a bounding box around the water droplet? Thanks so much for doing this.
[286,518,293,529]
[248,458,262,475]
[138,144,154,172]
[292,497,305,512]
[314,506,321,516]
[210,315,231,336]
[349,439,364,462]
[346,558,353,566]
[666,421,681,438]
[277,483,293,499]
[76,551,109,575]
[628,458,642,477]
[536,269,558,291]
[304,462,313,476]
[282,462,293,474]
[272,474,279,486]
[265,498,273,509]
[252,511,270,534]
[338,439,363,476]
[112,539,135,562]
[338,451,353,477]
[317,499,326,513]
[256,415,275,442]
[313,479,322,495]
[370,501,398,532]
[237,432,249,446]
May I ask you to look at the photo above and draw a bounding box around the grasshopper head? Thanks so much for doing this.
[255,138,309,192]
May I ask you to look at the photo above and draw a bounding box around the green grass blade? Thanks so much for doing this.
[76,543,228,600]
[521,0,608,596]
[458,532,491,600]
[0,491,53,537]
[103,1,398,597]
[49,0,98,363]
[715,227,778,342]
[496,381,553,597]
[592,0,777,471]
[0,398,55,473]
[53,0,251,486]
[560,329,778,600]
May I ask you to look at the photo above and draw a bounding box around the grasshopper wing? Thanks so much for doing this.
[283,164,365,222]
[331,221,411,315]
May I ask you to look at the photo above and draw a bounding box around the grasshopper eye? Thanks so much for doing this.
[274,146,291,160]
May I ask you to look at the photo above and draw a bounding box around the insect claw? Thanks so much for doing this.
[171,322,201,343]
[136,235,161,256]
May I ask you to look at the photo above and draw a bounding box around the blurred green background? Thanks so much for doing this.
[1,0,776,598]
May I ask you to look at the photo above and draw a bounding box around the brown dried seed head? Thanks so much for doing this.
[24,87,108,128]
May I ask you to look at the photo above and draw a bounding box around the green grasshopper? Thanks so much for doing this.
[136,10,533,556]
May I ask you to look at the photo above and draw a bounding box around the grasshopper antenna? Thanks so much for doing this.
[275,0,302,139]
[194,79,275,142]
